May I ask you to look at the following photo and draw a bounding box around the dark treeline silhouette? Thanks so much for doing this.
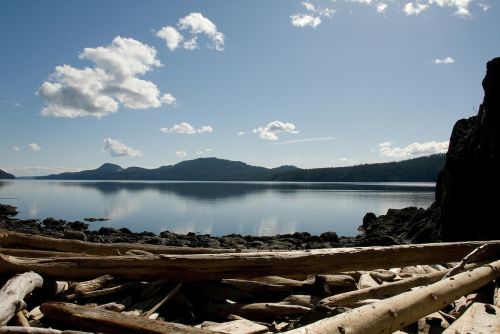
[35,154,445,182]
[0,169,15,179]
[270,154,446,182]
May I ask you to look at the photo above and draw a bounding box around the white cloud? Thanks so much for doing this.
[349,0,373,4]
[434,56,455,64]
[379,140,449,159]
[29,143,42,151]
[160,122,213,134]
[403,2,429,15]
[253,121,299,141]
[176,150,187,157]
[183,37,198,50]
[178,13,225,51]
[103,138,142,157]
[156,26,183,51]
[12,146,20,151]
[238,131,245,136]
[302,1,316,11]
[38,36,174,118]
[478,3,490,11]
[161,93,177,105]
[377,3,388,13]
[429,0,473,17]
[290,14,322,28]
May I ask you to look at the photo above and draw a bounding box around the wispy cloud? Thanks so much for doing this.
[290,1,335,28]
[434,56,455,64]
[404,2,429,15]
[103,138,142,157]
[160,122,213,134]
[379,140,449,159]
[271,136,334,145]
[176,150,187,157]
[29,143,42,151]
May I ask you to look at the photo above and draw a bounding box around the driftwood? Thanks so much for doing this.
[13,311,29,328]
[442,244,488,280]
[0,248,89,258]
[442,302,500,333]
[494,279,500,307]
[40,302,220,334]
[0,230,233,255]
[0,327,92,334]
[202,319,269,334]
[319,268,449,307]
[0,271,43,326]
[1,241,499,280]
[73,275,114,295]
[141,282,182,318]
[200,302,311,321]
[286,259,500,334]
[66,282,142,300]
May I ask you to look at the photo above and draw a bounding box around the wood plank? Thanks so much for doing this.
[0,241,499,280]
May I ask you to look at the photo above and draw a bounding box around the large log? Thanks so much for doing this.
[40,302,220,334]
[285,259,500,334]
[0,241,499,280]
[442,302,500,333]
[0,272,43,326]
[200,302,311,321]
[0,230,233,255]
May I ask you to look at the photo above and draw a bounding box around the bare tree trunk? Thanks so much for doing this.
[285,259,500,334]
[0,272,43,326]
[0,241,498,280]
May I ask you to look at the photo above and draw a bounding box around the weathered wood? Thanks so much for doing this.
[494,279,500,307]
[40,302,220,334]
[281,295,321,307]
[66,282,141,300]
[0,271,43,326]
[0,326,96,334]
[0,230,234,255]
[200,302,311,321]
[1,241,499,280]
[142,282,182,318]
[442,303,500,333]
[13,311,29,327]
[319,269,448,307]
[0,248,89,258]
[442,244,488,280]
[286,259,500,334]
[74,275,114,295]
[202,319,269,334]
[190,281,256,303]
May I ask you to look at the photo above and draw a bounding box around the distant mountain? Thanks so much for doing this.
[271,154,446,182]
[36,155,446,182]
[0,169,15,179]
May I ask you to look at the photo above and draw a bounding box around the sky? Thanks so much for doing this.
[1,0,499,176]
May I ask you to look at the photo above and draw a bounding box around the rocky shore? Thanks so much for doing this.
[0,203,407,250]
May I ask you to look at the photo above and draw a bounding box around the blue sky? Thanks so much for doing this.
[1,0,499,176]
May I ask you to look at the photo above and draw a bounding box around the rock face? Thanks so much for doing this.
[435,57,500,241]
[365,58,500,243]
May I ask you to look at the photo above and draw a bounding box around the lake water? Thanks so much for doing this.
[0,180,435,237]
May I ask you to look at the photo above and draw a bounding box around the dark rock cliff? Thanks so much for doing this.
[364,57,500,243]
[0,169,15,179]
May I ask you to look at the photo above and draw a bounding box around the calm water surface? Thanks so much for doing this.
[0,180,435,237]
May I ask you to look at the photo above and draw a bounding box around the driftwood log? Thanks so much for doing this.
[0,230,232,255]
[40,302,221,334]
[0,271,43,326]
[442,302,500,333]
[0,327,92,334]
[286,259,500,334]
[0,241,499,280]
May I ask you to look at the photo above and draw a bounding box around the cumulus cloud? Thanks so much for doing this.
[238,131,246,136]
[434,56,455,64]
[290,1,335,28]
[12,146,20,151]
[403,2,429,15]
[176,150,187,157]
[29,143,42,151]
[379,140,449,159]
[38,36,175,118]
[157,13,225,51]
[155,26,183,51]
[253,121,299,141]
[103,138,142,157]
[429,0,473,17]
[161,93,177,105]
[478,3,490,11]
[160,122,213,134]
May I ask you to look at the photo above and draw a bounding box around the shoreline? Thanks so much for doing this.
[0,203,412,250]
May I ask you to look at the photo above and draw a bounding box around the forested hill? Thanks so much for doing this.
[36,154,445,182]
[270,154,446,182]
[0,169,15,179]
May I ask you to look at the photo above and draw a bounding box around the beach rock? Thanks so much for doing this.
[97,227,122,235]
[66,221,89,231]
[362,212,377,229]
[42,217,66,229]
[63,230,87,241]
[0,204,18,217]
[320,231,339,243]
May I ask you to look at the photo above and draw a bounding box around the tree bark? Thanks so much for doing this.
[0,272,43,326]
[40,302,220,334]
[0,241,498,280]
[286,259,500,334]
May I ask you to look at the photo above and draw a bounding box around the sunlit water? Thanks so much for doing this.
[0,180,435,237]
